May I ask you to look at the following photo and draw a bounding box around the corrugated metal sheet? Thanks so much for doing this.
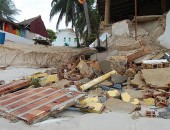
[0,80,30,95]
[0,87,85,124]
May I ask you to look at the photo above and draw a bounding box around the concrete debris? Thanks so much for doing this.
[98,80,113,87]
[111,74,128,84]
[0,80,5,85]
[88,88,104,97]
[143,98,155,106]
[125,68,136,77]
[78,97,104,113]
[112,20,130,36]
[121,92,140,105]
[130,72,146,89]
[106,90,120,98]
[77,60,94,78]
[124,89,144,99]
[100,56,127,74]
[104,98,138,113]
[51,79,71,88]
[1,12,170,126]
[141,68,170,88]
[158,112,170,119]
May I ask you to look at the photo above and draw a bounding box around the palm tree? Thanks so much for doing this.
[83,1,91,36]
[50,0,100,47]
[50,0,81,47]
[77,0,100,46]
[0,0,19,21]
[104,0,110,26]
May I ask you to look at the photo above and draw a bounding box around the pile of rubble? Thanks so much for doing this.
[0,12,170,126]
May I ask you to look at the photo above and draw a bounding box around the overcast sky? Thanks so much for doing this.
[13,0,68,31]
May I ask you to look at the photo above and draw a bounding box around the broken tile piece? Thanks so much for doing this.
[106,90,120,98]
[121,92,140,105]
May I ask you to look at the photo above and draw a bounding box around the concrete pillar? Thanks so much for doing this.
[104,0,110,26]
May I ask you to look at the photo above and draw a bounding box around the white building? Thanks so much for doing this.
[52,28,78,46]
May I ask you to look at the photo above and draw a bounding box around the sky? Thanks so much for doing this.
[13,0,69,31]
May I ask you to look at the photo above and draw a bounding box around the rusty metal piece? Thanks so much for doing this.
[0,87,85,124]
[0,80,30,95]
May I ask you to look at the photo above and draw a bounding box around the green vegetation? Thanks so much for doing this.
[47,29,57,43]
[0,0,20,21]
[50,0,100,47]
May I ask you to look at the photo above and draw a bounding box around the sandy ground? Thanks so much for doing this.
[0,67,49,82]
[0,111,170,130]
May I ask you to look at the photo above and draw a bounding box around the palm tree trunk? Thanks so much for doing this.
[83,1,91,37]
[104,0,110,26]
[73,2,80,47]
[75,25,80,47]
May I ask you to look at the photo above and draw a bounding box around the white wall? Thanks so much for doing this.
[52,30,77,46]
[25,30,36,40]
[158,11,170,49]
[0,30,34,44]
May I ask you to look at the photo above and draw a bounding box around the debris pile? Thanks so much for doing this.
[0,12,170,125]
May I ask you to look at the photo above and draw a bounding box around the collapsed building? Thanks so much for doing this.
[97,0,170,25]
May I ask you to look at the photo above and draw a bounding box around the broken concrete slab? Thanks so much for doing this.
[88,88,104,97]
[121,92,140,105]
[104,98,138,113]
[111,74,128,84]
[124,89,144,99]
[130,72,146,89]
[0,87,85,124]
[98,80,113,87]
[112,20,130,36]
[100,56,127,74]
[141,67,170,88]
[77,60,94,78]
